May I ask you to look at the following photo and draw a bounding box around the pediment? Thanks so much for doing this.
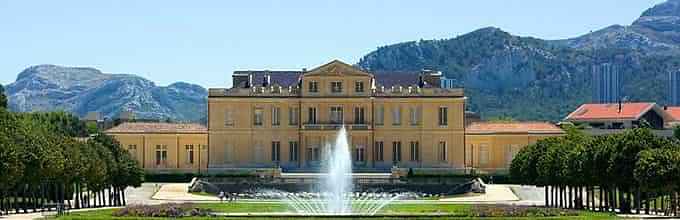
[303,60,373,77]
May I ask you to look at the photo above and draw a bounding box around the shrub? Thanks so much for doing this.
[471,205,579,217]
[112,203,212,217]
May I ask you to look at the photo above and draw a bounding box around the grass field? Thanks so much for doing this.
[49,202,620,220]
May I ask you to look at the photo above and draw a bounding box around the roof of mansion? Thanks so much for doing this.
[233,70,435,88]
[466,122,565,135]
[105,122,207,134]
[212,60,462,98]
[564,102,670,121]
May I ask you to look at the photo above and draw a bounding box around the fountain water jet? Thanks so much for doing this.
[274,126,405,215]
[322,126,353,214]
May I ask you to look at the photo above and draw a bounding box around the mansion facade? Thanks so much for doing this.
[106,60,565,174]
[207,60,466,171]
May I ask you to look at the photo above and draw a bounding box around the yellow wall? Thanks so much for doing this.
[109,133,208,173]
[208,61,467,171]
[465,133,563,173]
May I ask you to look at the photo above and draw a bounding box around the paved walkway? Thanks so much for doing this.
[438,184,520,203]
[151,183,218,201]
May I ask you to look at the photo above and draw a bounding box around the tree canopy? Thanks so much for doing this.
[0,108,143,205]
[510,127,680,214]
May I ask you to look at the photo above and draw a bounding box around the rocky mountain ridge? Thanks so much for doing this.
[6,64,207,122]
[358,0,680,121]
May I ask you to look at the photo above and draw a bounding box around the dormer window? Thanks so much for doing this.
[391,86,402,93]
[309,81,319,93]
[355,81,364,93]
[331,81,343,93]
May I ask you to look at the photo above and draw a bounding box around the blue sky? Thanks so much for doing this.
[0,0,665,88]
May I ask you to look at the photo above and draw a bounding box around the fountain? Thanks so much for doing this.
[277,126,404,215]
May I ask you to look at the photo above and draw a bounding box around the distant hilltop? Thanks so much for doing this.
[5,64,207,122]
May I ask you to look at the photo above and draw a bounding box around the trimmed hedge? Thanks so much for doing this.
[144,173,255,183]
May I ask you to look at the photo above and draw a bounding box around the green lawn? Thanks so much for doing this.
[50,203,619,220]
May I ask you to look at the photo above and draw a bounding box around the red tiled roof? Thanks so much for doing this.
[565,103,656,121]
[666,107,680,121]
[466,122,564,134]
[105,122,207,134]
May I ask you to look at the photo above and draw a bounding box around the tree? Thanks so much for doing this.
[0,84,6,109]
[674,125,680,140]
[635,148,680,194]
[0,110,23,194]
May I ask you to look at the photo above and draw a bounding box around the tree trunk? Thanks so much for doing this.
[598,186,603,211]
[636,188,641,214]
[645,192,649,214]
[122,188,126,206]
[569,186,573,209]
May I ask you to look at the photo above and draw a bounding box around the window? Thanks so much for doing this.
[127,144,137,157]
[308,81,318,93]
[375,106,384,125]
[307,146,320,161]
[505,144,520,166]
[374,141,384,161]
[330,106,343,124]
[410,141,420,161]
[272,107,280,126]
[354,146,365,162]
[186,145,194,164]
[392,106,401,126]
[409,107,421,126]
[224,109,234,126]
[355,81,364,93]
[465,144,473,166]
[224,144,231,162]
[254,108,264,126]
[392,141,402,163]
[479,144,489,165]
[271,141,281,162]
[155,145,168,165]
[354,107,365,124]
[331,81,343,93]
[289,141,299,161]
[438,141,447,161]
[438,107,448,126]
[289,107,299,126]
[308,107,317,124]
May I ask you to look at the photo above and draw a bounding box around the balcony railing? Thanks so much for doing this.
[302,123,371,130]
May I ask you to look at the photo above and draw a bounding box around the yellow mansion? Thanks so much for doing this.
[106,60,564,174]
[208,60,465,171]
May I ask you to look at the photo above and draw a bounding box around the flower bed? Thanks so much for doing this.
[471,205,580,217]
[112,203,212,217]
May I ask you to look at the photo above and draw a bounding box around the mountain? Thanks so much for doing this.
[6,64,207,122]
[555,0,680,54]
[358,0,680,121]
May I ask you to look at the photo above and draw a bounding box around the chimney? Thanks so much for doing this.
[232,72,252,88]
[262,72,271,87]
[618,99,622,113]
[421,69,442,88]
